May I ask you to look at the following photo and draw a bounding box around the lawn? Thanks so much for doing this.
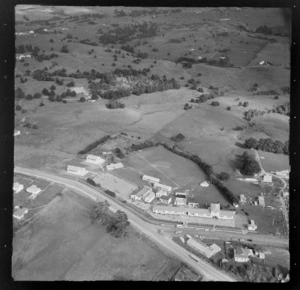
[12,190,179,280]
[125,145,207,189]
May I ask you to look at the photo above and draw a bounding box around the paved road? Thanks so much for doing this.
[14,167,236,282]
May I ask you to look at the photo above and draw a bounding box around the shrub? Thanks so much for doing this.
[61,45,69,53]
[15,105,22,111]
[170,133,185,142]
[226,106,231,111]
[274,96,279,100]
[87,178,97,186]
[217,172,230,181]
[33,93,42,99]
[80,97,86,102]
[39,102,44,107]
[243,102,249,107]
[211,101,220,106]
[26,94,33,100]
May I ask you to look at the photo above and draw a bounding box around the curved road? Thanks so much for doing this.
[14,166,236,282]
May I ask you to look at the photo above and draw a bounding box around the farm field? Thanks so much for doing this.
[12,190,182,281]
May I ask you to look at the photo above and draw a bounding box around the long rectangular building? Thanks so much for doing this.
[186,238,221,258]
[153,203,235,220]
[142,174,160,184]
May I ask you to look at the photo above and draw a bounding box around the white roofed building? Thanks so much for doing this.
[263,174,272,183]
[186,238,221,258]
[258,195,265,207]
[174,197,187,206]
[13,207,28,220]
[156,189,168,198]
[248,220,257,231]
[153,182,172,193]
[159,195,172,204]
[106,162,124,171]
[26,185,42,199]
[67,165,88,176]
[200,181,209,187]
[86,154,105,165]
[144,191,156,203]
[131,186,152,201]
[234,247,254,262]
[13,182,24,193]
[142,174,160,184]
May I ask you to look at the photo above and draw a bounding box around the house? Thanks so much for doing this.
[283,191,289,198]
[200,181,209,187]
[144,191,156,203]
[153,182,172,193]
[159,195,172,204]
[102,151,112,155]
[258,60,273,66]
[248,220,257,231]
[13,207,28,220]
[258,195,265,207]
[26,184,42,195]
[142,174,160,184]
[174,197,187,206]
[234,247,254,262]
[156,189,168,198]
[106,162,124,171]
[26,184,42,199]
[240,194,246,204]
[13,182,24,193]
[188,202,199,208]
[131,186,152,201]
[72,86,91,99]
[14,130,21,136]
[67,165,88,176]
[175,191,187,197]
[263,174,272,183]
[179,237,185,243]
[186,238,221,258]
[86,154,105,165]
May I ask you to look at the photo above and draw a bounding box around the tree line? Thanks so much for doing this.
[244,138,289,155]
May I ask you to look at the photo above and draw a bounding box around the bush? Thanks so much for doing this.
[170,133,185,142]
[217,172,230,181]
[211,101,220,106]
[274,96,279,100]
[61,45,69,53]
[226,106,231,111]
[33,93,41,99]
[26,94,33,100]
[80,97,86,102]
[39,102,44,107]
[243,102,249,107]
[87,178,97,186]
[15,105,22,111]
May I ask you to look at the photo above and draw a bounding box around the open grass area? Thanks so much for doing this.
[12,190,180,280]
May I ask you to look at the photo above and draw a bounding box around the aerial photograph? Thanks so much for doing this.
[13,6,290,282]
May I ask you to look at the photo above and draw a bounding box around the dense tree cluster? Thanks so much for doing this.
[244,137,289,155]
[98,22,158,45]
[90,202,129,238]
[243,109,266,121]
[16,44,40,54]
[255,25,289,37]
[253,89,280,96]
[273,103,290,116]
[106,99,125,109]
[78,135,111,155]
[129,140,156,152]
[79,39,98,46]
[114,147,125,159]
[240,151,261,176]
